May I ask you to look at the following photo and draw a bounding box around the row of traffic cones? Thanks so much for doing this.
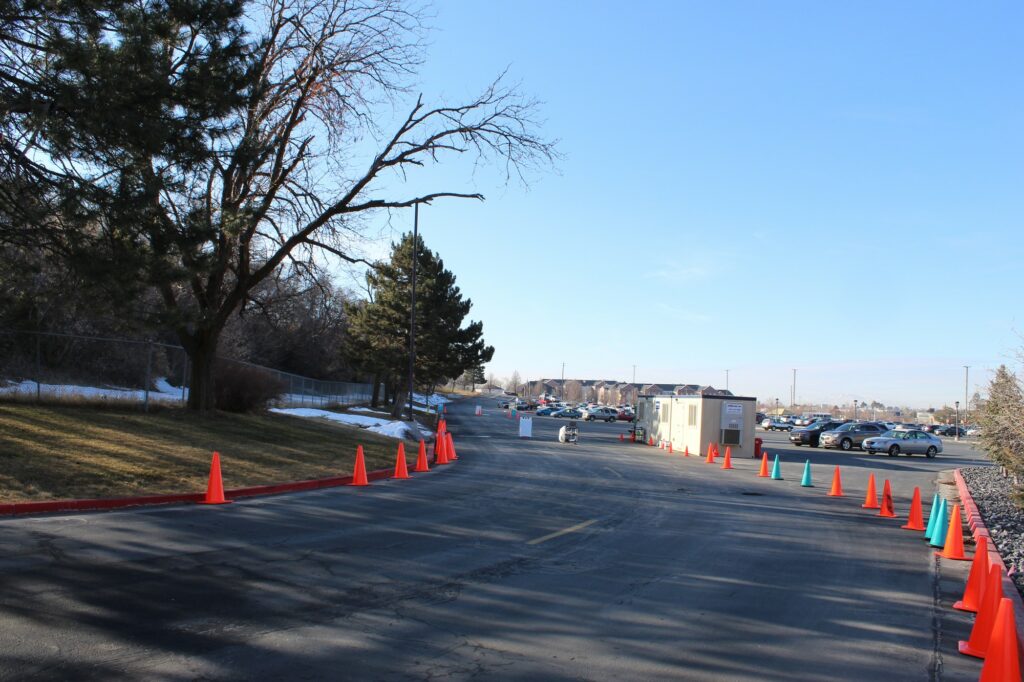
[626,434,1019,678]
[200,428,462,502]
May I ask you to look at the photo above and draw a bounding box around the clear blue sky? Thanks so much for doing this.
[358,0,1023,408]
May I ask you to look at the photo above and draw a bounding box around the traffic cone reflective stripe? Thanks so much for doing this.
[350,445,369,486]
[902,487,926,530]
[862,473,880,509]
[879,479,896,518]
[800,460,813,487]
[758,453,769,477]
[954,536,989,612]
[979,598,1021,681]
[721,447,733,470]
[929,499,949,548]
[924,493,941,540]
[936,503,968,560]
[959,564,1004,658]
[201,451,231,505]
[827,466,844,496]
[414,440,430,472]
[392,442,410,479]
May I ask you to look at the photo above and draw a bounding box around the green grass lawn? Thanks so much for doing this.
[0,402,426,501]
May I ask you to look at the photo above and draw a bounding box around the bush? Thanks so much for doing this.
[214,363,287,413]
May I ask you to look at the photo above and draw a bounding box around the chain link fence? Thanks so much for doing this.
[0,329,373,410]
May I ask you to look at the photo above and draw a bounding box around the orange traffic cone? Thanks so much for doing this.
[620,433,624,442]
[648,436,654,446]
[862,473,880,509]
[351,445,369,486]
[446,432,458,461]
[960,563,1004,658]
[758,453,769,477]
[827,466,844,496]
[705,444,715,464]
[414,440,430,472]
[879,479,897,518]
[435,433,450,465]
[979,598,1021,682]
[667,442,673,454]
[659,440,664,450]
[901,486,925,530]
[392,442,410,479]
[684,445,690,457]
[936,504,968,560]
[954,535,989,612]
[721,446,734,470]
[201,451,231,504]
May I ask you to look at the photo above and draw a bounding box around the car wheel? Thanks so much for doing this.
[888,445,900,457]
[840,438,853,451]
[793,443,801,446]
[926,446,937,458]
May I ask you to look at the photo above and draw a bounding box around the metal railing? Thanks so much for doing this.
[0,329,373,409]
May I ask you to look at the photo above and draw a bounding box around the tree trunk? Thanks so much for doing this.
[370,372,381,408]
[183,327,221,411]
[391,386,408,419]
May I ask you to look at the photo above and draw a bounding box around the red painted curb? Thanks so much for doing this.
[0,466,405,517]
[953,468,1024,655]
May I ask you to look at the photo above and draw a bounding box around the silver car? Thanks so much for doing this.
[863,429,942,458]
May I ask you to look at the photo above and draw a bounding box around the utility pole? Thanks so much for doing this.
[406,204,418,421]
[963,365,970,425]
[561,362,565,400]
[632,365,636,385]
[725,369,730,391]
[792,368,797,407]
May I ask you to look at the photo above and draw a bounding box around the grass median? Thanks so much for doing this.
[0,402,426,502]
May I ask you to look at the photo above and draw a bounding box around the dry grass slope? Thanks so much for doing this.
[0,403,419,501]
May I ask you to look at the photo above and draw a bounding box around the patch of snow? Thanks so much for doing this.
[270,407,433,441]
[0,378,185,403]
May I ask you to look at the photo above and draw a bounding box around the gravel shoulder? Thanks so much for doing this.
[961,465,1024,599]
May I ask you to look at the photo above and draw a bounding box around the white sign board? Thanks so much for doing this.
[518,416,533,438]
[721,402,744,430]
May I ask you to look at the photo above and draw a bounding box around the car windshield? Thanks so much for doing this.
[881,430,908,439]
[836,423,857,432]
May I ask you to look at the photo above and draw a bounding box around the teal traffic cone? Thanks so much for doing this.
[928,498,949,548]
[924,492,940,540]
[800,460,813,487]
[770,454,783,480]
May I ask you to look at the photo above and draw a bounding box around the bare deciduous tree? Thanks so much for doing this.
[3,0,556,410]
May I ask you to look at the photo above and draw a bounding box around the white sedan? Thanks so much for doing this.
[863,430,942,458]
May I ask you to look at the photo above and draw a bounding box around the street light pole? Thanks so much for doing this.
[725,369,730,391]
[406,204,418,421]
[632,365,636,385]
[955,401,960,441]
[561,362,565,400]
[792,369,797,407]
[963,365,970,425]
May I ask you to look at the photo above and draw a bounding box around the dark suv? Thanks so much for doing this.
[789,420,846,448]
[820,422,888,451]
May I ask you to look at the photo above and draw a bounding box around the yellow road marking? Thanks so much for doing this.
[526,518,598,545]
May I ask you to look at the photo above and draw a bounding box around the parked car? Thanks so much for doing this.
[966,426,982,436]
[921,425,943,434]
[551,408,582,419]
[536,406,557,416]
[863,430,942,457]
[820,422,888,451]
[616,409,635,422]
[789,421,846,447]
[937,426,966,437]
[762,419,794,432]
[582,407,618,422]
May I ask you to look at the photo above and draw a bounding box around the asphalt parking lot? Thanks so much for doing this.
[0,402,993,680]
